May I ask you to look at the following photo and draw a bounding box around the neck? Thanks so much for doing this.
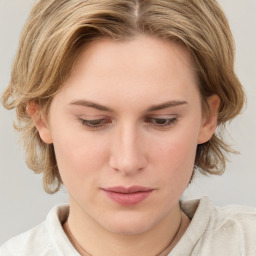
[64,200,190,256]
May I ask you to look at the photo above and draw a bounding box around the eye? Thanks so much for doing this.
[79,118,112,129]
[145,117,177,128]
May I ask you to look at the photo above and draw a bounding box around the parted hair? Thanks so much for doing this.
[1,0,245,193]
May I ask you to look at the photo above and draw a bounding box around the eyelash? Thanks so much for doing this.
[145,117,177,129]
[78,117,177,130]
[79,118,111,129]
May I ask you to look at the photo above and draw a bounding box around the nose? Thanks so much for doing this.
[109,123,147,176]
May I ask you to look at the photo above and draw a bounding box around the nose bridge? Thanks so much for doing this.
[109,121,146,175]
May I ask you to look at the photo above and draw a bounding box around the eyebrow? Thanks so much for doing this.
[69,99,188,112]
[69,100,113,112]
[147,100,188,111]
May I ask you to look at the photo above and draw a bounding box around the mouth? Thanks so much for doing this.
[101,186,154,206]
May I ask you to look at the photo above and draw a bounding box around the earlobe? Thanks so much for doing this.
[198,95,220,144]
[27,102,53,144]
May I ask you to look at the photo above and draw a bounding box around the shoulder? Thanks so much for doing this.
[179,197,256,256]
[215,202,256,227]
[201,198,256,236]
[0,222,54,256]
[0,204,71,256]
[182,196,256,230]
[212,202,256,245]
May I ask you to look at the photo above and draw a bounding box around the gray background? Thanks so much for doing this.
[0,0,255,245]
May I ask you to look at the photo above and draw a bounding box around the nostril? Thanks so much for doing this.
[109,152,146,176]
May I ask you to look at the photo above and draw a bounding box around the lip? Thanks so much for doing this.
[101,186,154,206]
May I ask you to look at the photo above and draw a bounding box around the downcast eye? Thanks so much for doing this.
[85,119,105,126]
[145,117,177,126]
[80,118,112,128]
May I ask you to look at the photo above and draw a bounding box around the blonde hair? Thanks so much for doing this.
[1,0,245,193]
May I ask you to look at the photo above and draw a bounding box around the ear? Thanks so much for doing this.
[198,95,220,144]
[27,101,53,144]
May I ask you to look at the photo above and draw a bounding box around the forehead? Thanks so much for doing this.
[56,35,199,108]
[73,35,194,78]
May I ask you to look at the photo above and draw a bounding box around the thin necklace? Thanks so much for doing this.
[157,213,184,256]
[65,221,92,256]
[65,215,183,256]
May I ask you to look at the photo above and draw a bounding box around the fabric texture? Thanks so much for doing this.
[1,197,256,256]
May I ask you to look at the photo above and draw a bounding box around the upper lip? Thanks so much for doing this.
[102,186,154,194]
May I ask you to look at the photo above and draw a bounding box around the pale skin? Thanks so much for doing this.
[28,35,220,256]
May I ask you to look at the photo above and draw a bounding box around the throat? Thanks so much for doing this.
[62,206,190,256]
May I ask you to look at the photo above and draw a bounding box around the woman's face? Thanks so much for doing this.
[38,35,218,235]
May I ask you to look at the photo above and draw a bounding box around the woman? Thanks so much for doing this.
[1,0,255,255]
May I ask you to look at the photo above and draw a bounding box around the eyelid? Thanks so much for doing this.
[146,116,177,123]
[145,114,177,120]
[145,116,178,129]
[76,114,178,131]
[77,117,112,130]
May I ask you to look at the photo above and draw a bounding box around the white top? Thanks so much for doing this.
[1,197,256,256]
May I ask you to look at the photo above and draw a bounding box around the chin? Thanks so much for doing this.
[100,211,161,235]
[107,222,154,236]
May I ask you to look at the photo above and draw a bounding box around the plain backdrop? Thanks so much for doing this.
[0,0,255,245]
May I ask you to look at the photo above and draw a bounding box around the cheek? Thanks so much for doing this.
[51,128,109,187]
[151,127,199,183]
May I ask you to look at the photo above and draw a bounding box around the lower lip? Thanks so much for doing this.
[102,190,153,206]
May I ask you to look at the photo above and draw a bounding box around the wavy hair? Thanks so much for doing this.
[1,0,245,193]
